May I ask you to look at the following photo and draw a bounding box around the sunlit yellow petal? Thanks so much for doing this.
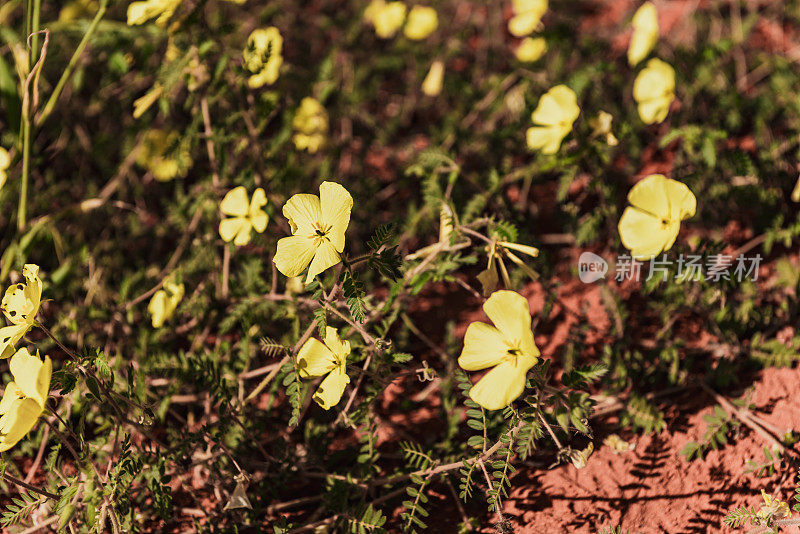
[531,85,579,126]
[283,193,322,234]
[313,368,350,410]
[148,290,168,328]
[297,338,337,378]
[10,348,51,408]
[323,327,350,360]
[627,174,670,218]
[516,36,546,62]
[469,361,528,410]
[274,235,318,279]
[526,126,566,155]
[220,186,250,217]
[305,240,341,284]
[219,217,248,243]
[373,2,407,38]
[458,322,508,371]
[482,290,532,343]
[628,2,658,66]
[663,176,697,220]
[422,60,445,97]
[319,182,353,252]
[0,325,27,360]
[249,188,267,215]
[233,223,254,246]
[618,206,679,260]
[404,6,438,40]
[633,58,675,125]
[508,0,548,37]
[0,396,42,451]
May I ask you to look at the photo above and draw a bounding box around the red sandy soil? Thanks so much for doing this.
[503,366,800,533]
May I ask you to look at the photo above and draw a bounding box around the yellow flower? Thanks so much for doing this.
[219,187,268,246]
[127,0,181,27]
[0,147,9,190]
[458,290,539,410]
[0,347,51,452]
[618,174,696,260]
[628,2,658,67]
[243,27,283,88]
[292,97,329,154]
[515,36,546,62]
[136,129,192,181]
[0,265,42,359]
[147,274,184,328]
[297,327,351,410]
[274,182,353,284]
[603,433,635,454]
[508,0,547,37]
[588,111,619,146]
[422,60,444,97]
[526,85,579,155]
[367,1,407,39]
[633,58,675,124]
[404,6,438,40]
[757,490,791,520]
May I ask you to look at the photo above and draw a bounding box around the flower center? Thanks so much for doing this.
[312,224,332,245]
[504,341,522,364]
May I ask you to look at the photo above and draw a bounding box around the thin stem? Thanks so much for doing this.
[38,0,109,125]
[2,472,59,501]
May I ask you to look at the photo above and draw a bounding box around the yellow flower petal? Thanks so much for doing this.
[526,125,567,155]
[482,290,533,347]
[305,240,341,284]
[148,290,168,328]
[0,396,43,452]
[219,217,247,244]
[633,58,675,124]
[244,27,283,87]
[508,0,548,37]
[319,181,353,252]
[373,1,407,38]
[422,60,445,97]
[627,174,696,222]
[458,322,508,371]
[9,348,51,408]
[469,361,528,410]
[531,85,579,126]
[274,235,318,278]
[233,223,254,246]
[663,177,697,221]
[220,186,249,217]
[283,193,322,234]
[323,327,350,360]
[628,2,658,66]
[297,338,336,378]
[618,206,679,260]
[516,36,546,62]
[313,367,350,409]
[0,324,27,359]
[404,6,438,40]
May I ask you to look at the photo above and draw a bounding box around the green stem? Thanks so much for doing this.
[38,0,109,125]
[18,0,41,231]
